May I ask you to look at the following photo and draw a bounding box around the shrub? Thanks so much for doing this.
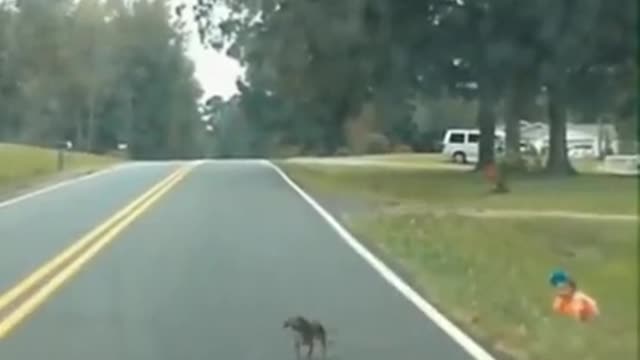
[364,133,391,154]
[334,147,352,156]
[392,144,414,153]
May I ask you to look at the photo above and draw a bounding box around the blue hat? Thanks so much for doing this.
[549,269,570,287]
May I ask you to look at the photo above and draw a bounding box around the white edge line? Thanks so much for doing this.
[263,160,496,360]
[0,163,131,210]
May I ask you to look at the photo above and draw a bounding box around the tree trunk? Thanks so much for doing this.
[615,117,638,154]
[505,110,521,162]
[74,118,84,149]
[505,80,525,169]
[86,94,96,152]
[545,84,576,175]
[324,101,349,155]
[124,92,134,159]
[596,116,605,160]
[323,124,344,155]
[476,92,496,170]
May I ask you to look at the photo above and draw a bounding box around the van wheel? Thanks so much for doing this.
[453,152,467,164]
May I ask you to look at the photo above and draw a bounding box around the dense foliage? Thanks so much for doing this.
[0,0,204,159]
[195,0,637,173]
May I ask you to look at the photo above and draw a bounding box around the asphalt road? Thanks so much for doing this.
[0,160,480,360]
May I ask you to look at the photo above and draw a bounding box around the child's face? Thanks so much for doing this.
[556,282,575,297]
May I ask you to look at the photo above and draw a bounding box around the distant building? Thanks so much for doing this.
[496,120,619,158]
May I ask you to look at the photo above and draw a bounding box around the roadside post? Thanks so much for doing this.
[56,140,73,172]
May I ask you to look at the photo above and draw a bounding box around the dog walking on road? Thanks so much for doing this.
[283,315,328,359]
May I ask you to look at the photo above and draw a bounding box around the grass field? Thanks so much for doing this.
[348,153,604,172]
[355,153,451,164]
[279,161,638,360]
[0,143,120,193]
[280,162,638,215]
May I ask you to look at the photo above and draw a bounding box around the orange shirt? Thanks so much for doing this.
[553,291,599,321]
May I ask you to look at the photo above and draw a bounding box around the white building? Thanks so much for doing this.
[497,120,618,159]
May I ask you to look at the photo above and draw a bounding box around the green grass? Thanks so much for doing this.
[349,215,637,360]
[0,143,120,192]
[357,153,453,164]
[279,162,638,360]
[279,163,638,215]
[337,153,607,174]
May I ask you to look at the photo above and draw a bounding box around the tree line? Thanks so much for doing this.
[195,0,637,174]
[0,0,204,160]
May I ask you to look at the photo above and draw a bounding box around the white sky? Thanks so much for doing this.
[177,0,244,101]
[186,37,244,100]
[3,0,243,101]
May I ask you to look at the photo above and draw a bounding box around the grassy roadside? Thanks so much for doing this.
[350,153,605,173]
[0,143,121,195]
[278,161,638,360]
[279,163,638,215]
[350,215,637,360]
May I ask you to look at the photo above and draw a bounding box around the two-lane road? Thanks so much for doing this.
[0,160,491,360]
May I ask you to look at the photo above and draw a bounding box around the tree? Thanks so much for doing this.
[0,0,204,158]
[0,3,20,139]
[194,0,637,166]
[64,0,118,151]
[96,0,203,159]
[195,0,412,154]
[528,0,635,174]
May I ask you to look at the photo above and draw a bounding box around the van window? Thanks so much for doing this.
[449,133,465,143]
[468,133,479,143]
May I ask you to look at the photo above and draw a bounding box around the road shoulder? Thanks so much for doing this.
[0,166,117,205]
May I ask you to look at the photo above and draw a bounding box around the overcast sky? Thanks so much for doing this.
[3,0,244,101]
[177,0,244,101]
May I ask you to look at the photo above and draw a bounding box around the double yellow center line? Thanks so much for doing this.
[0,162,198,339]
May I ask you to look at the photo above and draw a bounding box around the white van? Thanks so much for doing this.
[442,129,505,164]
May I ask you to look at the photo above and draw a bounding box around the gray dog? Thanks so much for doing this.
[283,316,327,359]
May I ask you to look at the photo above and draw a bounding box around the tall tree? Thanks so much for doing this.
[0,0,204,158]
[194,0,637,164]
[0,3,19,139]
[65,0,117,151]
[531,0,635,174]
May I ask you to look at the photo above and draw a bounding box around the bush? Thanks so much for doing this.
[270,145,303,158]
[392,144,414,153]
[364,133,391,154]
[334,147,352,156]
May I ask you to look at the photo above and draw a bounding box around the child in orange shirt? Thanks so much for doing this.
[549,270,599,322]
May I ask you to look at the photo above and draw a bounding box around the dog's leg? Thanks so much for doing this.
[315,324,327,359]
[294,339,302,360]
[319,335,327,359]
[306,340,314,359]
